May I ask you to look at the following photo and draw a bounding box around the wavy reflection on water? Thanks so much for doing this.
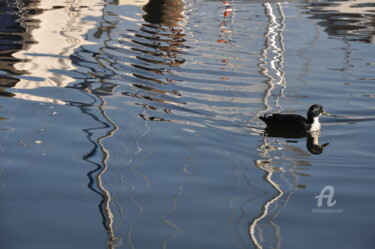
[75,94,120,248]
[307,0,375,43]
[0,0,31,93]
[109,1,265,132]
[70,0,192,248]
[258,3,286,114]
[250,3,291,249]
[73,1,269,248]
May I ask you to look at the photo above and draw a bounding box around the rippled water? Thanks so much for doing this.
[0,0,374,248]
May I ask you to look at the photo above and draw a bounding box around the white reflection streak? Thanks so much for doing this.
[250,3,286,249]
[97,123,120,248]
[259,3,286,113]
[128,110,152,249]
[85,93,121,248]
[12,93,66,105]
[250,160,283,249]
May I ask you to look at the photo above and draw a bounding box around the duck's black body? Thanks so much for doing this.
[260,113,310,132]
[260,104,326,133]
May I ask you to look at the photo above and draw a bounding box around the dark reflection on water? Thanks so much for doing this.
[143,0,184,27]
[307,1,375,43]
[123,0,188,122]
[0,1,33,91]
[264,130,330,154]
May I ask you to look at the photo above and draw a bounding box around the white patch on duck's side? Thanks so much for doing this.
[309,117,321,131]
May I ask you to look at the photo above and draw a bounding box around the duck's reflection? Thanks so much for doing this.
[264,130,330,155]
[306,132,330,155]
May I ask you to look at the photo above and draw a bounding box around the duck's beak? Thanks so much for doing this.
[322,110,330,116]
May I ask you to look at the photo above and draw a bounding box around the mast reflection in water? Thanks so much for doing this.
[70,0,187,248]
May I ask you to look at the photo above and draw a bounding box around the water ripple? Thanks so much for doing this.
[82,3,268,133]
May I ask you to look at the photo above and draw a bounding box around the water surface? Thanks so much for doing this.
[0,0,374,248]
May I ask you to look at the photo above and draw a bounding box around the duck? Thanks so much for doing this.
[259,104,329,133]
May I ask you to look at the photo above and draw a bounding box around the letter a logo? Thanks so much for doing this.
[315,185,337,207]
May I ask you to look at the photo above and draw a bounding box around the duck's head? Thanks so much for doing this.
[307,104,327,119]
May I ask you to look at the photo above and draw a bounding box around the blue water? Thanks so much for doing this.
[0,0,374,248]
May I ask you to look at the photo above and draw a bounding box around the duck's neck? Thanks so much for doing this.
[308,116,321,131]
